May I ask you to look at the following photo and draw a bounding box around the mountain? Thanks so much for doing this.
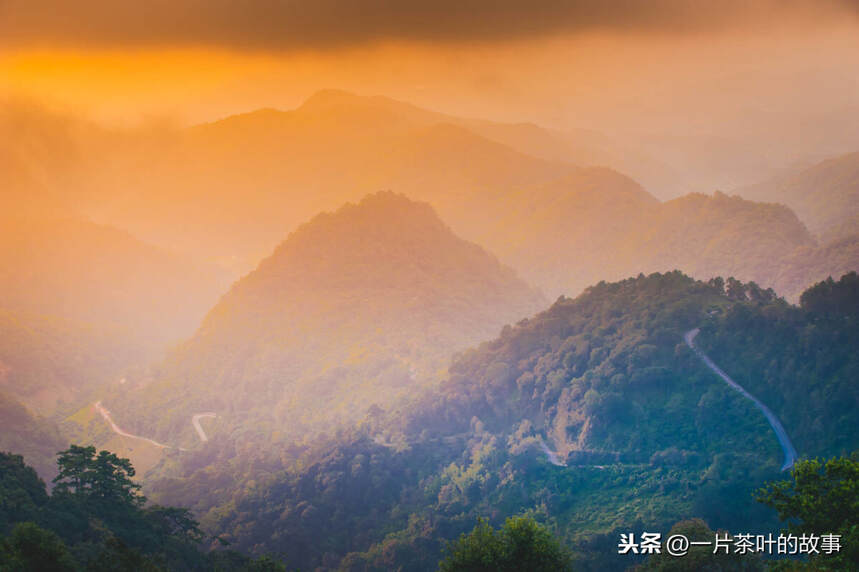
[477,187,821,300]
[4,94,852,306]
[0,393,66,480]
[737,151,859,243]
[638,192,815,289]
[470,168,660,296]
[0,307,137,416]
[152,272,858,570]
[106,192,545,445]
[57,91,574,274]
[0,216,230,351]
[9,90,673,276]
[770,232,859,301]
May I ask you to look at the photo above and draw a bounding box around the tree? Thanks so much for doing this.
[0,453,48,534]
[89,536,161,572]
[91,450,142,506]
[53,445,96,497]
[52,445,142,507]
[439,516,573,572]
[0,522,77,572]
[757,455,859,568]
[800,272,859,317]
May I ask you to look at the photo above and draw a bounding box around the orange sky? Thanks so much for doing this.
[0,1,857,135]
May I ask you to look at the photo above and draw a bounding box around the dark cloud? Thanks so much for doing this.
[0,0,856,50]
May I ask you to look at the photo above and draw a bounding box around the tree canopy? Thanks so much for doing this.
[439,516,573,572]
[757,454,859,568]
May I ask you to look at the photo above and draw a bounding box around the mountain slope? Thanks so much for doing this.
[72,91,573,274]
[0,308,138,416]
[164,272,859,570]
[477,188,819,300]
[0,216,229,351]
[737,151,859,242]
[472,168,660,296]
[0,392,66,480]
[109,192,545,444]
[638,192,815,287]
[4,94,850,306]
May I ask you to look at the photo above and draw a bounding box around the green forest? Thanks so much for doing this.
[50,271,850,570]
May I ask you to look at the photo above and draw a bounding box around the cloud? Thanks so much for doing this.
[0,0,856,51]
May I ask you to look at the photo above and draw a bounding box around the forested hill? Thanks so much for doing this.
[108,192,545,446]
[147,272,859,570]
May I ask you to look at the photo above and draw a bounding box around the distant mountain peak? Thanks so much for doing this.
[121,193,545,442]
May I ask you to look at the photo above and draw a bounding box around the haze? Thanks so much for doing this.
[2,1,858,196]
[3,2,859,570]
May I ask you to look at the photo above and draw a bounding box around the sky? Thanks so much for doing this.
[0,1,855,128]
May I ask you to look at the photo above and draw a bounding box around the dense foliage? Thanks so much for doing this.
[131,272,858,570]
[0,449,283,571]
[438,517,573,572]
[699,272,859,457]
[757,455,859,569]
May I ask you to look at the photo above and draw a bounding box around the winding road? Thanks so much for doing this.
[191,413,217,442]
[94,401,181,450]
[684,328,798,471]
[95,400,216,449]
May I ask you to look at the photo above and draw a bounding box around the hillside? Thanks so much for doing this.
[4,95,850,306]
[638,192,816,290]
[150,272,858,570]
[770,232,859,301]
[0,308,138,416]
[471,168,660,296]
[478,188,822,300]
[0,393,66,480]
[106,192,545,446]
[0,216,229,351]
[737,151,859,242]
[62,91,576,274]
[3,91,674,276]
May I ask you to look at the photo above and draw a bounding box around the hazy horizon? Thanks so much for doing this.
[1,3,858,571]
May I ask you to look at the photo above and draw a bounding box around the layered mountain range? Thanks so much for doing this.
[5,92,854,304]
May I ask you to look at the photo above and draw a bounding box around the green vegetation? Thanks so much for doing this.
[11,271,854,570]
[483,187,823,301]
[439,517,573,572]
[699,272,859,457]
[128,272,858,570]
[757,455,859,569]
[0,449,285,571]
